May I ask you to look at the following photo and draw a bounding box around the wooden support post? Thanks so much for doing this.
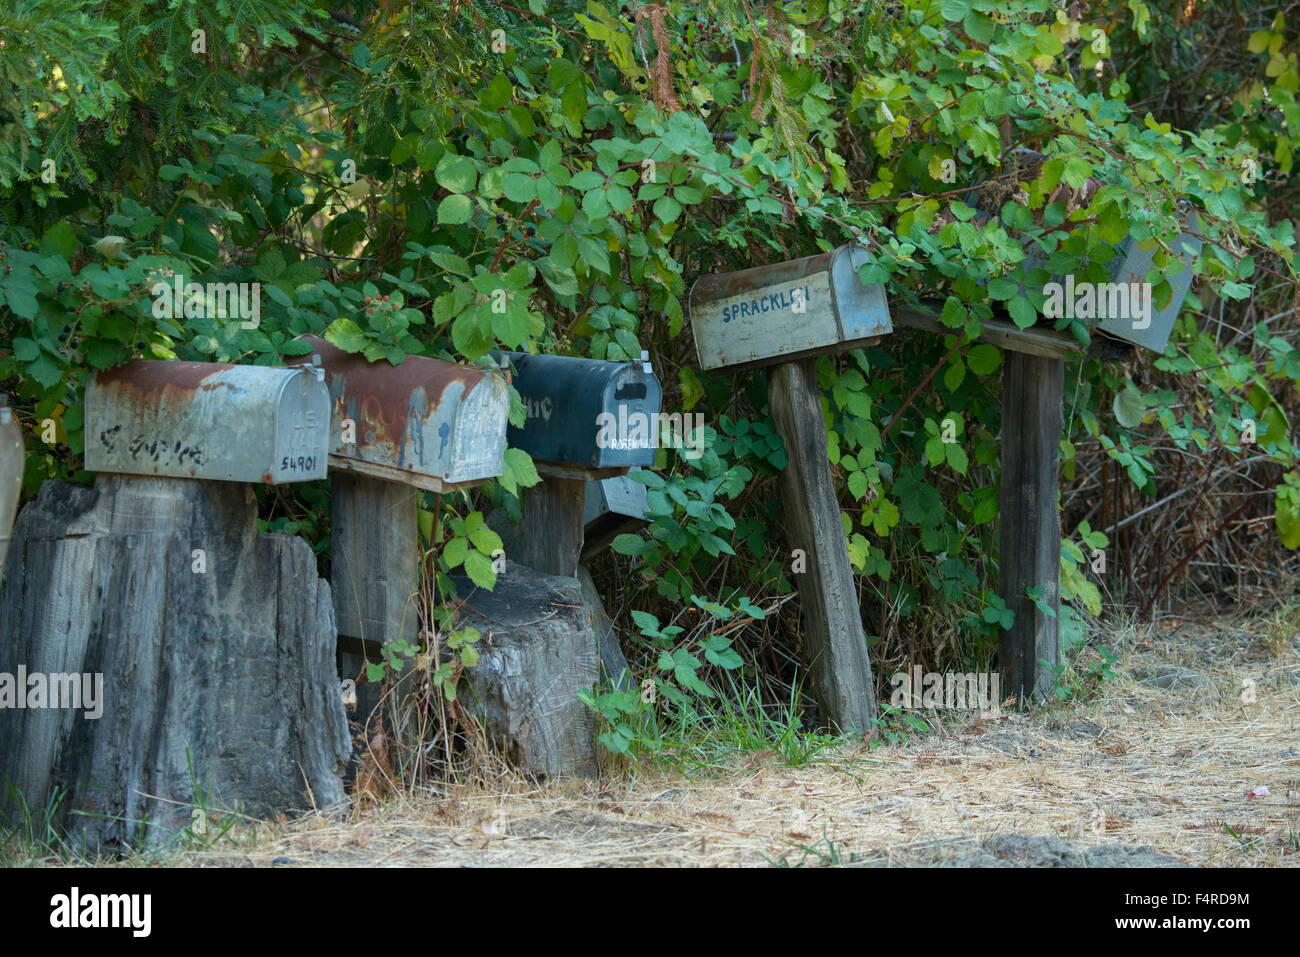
[332,472,421,645]
[507,476,586,578]
[331,473,420,724]
[768,360,876,732]
[998,351,1064,706]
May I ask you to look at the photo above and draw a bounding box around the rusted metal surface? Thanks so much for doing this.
[290,336,509,492]
[0,396,23,581]
[84,360,330,484]
[688,243,892,373]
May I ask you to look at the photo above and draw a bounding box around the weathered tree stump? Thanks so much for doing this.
[0,475,350,852]
[450,564,598,778]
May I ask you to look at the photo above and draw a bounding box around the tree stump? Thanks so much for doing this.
[0,475,350,852]
[450,564,598,778]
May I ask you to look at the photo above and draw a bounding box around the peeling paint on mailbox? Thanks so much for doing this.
[290,336,509,492]
[689,243,892,373]
[85,360,331,483]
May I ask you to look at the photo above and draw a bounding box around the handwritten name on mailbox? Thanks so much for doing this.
[689,244,892,373]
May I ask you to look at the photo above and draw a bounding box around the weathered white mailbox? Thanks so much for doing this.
[290,336,510,492]
[85,360,331,483]
[0,396,23,582]
[689,243,892,373]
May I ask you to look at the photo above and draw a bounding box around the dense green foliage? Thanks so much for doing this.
[1,0,1297,744]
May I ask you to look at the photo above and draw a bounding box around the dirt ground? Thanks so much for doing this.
[136,614,1300,866]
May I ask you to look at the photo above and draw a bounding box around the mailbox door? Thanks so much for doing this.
[1095,220,1202,354]
[271,367,332,482]
[594,365,662,469]
[505,352,662,469]
[690,252,841,372]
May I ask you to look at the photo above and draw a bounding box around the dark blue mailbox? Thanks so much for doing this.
[501,352,663,472]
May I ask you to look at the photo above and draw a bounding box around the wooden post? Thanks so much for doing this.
[331,472,420,724]
[768,359,876,732]
[998,351,1063,706]
[507,476,587,578]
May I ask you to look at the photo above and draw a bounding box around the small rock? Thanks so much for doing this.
[1085,845,1187,868]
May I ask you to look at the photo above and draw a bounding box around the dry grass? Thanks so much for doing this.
[20,612,1300,867]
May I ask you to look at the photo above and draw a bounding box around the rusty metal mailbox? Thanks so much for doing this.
[688,243,892,374]
[502,352,662,475]
[581,474,649,560]
[289,336,509,492]
[0,396,22,579]
[85,360,330,483]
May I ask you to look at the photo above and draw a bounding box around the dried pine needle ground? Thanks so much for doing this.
[25,614,1300,867]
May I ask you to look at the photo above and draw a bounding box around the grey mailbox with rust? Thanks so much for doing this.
[0,396,22,580]
[581,474,649,560]
[502,352,662,475]
[289,336,510,492]
[688,243,892,373]
[85,360,330,483]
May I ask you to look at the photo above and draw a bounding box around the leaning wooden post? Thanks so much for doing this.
[768,359,878,731]
[689,243,892,732]
[997,351,1063,706]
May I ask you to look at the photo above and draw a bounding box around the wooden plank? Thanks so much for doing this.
[331,472,420,647]
[535,462,628,481]
[767,360,876,732]
[998,351,1064,706]
[893,303,1082,360]
[326,453,484,494]
[506,477,587,578]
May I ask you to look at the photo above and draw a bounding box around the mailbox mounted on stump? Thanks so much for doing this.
[288,336,510,492]
[688,243,892,374]
[501,352,662,477]
[85,360,330,484]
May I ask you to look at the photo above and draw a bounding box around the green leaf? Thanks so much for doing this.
[436,153,478,194]
[465,550,497,589]
[1113,386,1143,429]
[611,533,645,556]
[323,317,368,353]
[438,194,473,225]
[967,343,1001,375]
[443,536,469,569]
[1063,157,1092,189]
